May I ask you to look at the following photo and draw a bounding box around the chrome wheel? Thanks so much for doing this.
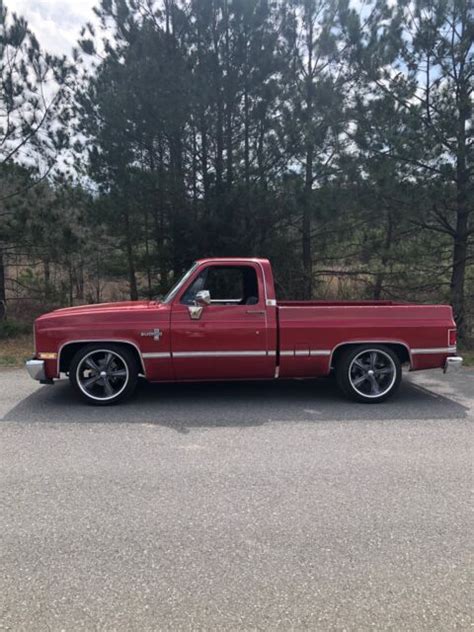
[348,349,396,399]
[76,349,129,402]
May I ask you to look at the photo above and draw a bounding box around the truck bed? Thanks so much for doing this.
[276,301,455,378]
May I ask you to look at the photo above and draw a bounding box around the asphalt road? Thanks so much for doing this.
[0,368,472,631]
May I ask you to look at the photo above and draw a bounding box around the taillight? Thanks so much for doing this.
[448,329,457,346]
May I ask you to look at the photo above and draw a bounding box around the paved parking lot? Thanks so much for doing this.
[0,368,472,630]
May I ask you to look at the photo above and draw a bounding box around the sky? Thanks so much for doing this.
[10,0,98,56]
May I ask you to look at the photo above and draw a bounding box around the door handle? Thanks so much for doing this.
[246,309,266,314]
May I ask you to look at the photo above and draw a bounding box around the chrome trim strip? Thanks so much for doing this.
[328,340,413,368]
[58,339,147,376]
[210,299,241,303]
[277,305,441,310]
[280,349,332,358]
[412,347,457,355]
[173,350,268,358]
[145,349,277,359]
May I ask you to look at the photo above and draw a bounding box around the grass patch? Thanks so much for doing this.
[0,334,34,367]
[459,348,474,367]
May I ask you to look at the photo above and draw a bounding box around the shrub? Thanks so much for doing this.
[0,319,31,340]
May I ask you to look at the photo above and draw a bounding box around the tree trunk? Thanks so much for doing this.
[201,113,209,201]
[213,27,224,194]
[197,20,209,203]
[124,210,138,301]
[0,248,6,320]
[302,145,313,299]
[224,6,233,191]
[302,6,314,300]
[68,259,74,306]
[153,140,169,294]
[76,260,84,301]
[191,124,198,216]
[170,130,186,274]
[43,258,51,299]
[450,194,468,336]
[243,83,251,237]
[373,209,393,299]
[225,102,233,190]
[216,93,224,193]
[144,207,152,299]
[95,251,101,304]
[450,61,470,339]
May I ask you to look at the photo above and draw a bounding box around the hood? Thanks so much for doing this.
[37,300,161,321]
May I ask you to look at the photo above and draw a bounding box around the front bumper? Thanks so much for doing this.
[26,359,47,382]
[444,356,463,373]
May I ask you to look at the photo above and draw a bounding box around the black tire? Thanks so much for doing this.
[335,344,402,403]
[69,343,139,405]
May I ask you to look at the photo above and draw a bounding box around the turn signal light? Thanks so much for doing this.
[37,352,58,360]
[448,329,457,346]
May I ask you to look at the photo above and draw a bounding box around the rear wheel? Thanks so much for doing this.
[335,345,401,403]
[69,344,138,405]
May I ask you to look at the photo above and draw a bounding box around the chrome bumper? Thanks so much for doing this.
[25,359,47,381]
[444,356,463,373]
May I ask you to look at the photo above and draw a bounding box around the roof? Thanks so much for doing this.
[195,257,270,265]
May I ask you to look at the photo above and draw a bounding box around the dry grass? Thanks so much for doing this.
[0,334,34,367]
[460,348,474,367]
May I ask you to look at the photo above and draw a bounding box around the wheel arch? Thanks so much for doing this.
[330,341,412,370]
[58,340,146,376]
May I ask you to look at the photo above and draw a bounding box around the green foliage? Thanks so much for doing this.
[0,0,472,340]
[0,319,30,339]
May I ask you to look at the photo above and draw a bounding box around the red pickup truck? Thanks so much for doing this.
[26,257,462,405]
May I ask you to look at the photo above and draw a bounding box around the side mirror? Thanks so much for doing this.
[195,290,211,306]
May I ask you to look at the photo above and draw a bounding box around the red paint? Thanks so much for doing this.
[33,258,458,381]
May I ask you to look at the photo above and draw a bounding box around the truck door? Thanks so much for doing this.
[170,263,275,380]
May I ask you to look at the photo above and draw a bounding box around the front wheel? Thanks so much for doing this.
[335,345,401,403]
[69,344,139,405]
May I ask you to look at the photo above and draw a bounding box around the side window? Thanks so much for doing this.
[180,266,259,305]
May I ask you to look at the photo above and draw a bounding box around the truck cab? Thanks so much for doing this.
[166,258,277,381]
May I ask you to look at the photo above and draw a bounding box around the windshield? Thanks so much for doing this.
[162,263,198,303]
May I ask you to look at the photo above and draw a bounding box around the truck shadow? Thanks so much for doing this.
[2,375,469,429]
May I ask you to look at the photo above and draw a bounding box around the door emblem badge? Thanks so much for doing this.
[140,328,163,341]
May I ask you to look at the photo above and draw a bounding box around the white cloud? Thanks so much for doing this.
[8,0,98,56]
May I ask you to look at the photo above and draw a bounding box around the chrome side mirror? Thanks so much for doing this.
[188,290,211,320]
[195,290,211,306]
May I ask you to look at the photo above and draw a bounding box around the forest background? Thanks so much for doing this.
[0,0,472,363]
